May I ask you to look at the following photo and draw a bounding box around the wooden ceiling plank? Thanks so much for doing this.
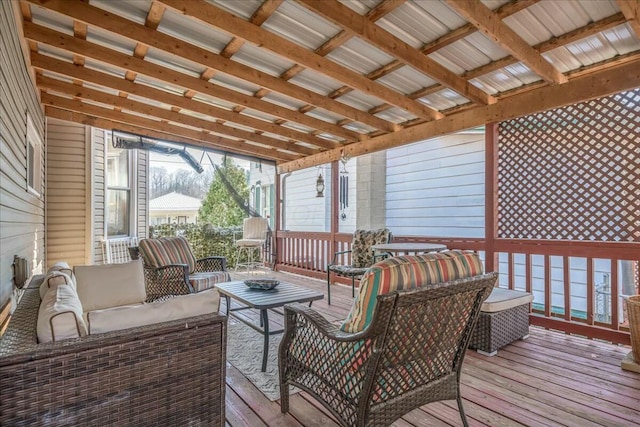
[26,0,392,135]
[278,57,640,173]
[38,75,321,155]
[42,98,299,161]
[463,12,627,80]
[157,0,442,121]
[220,0,283,58]
[446,0,567,85]
[46,106,291,162]
[617,0,640,37]
[296,0,494,107]
[23,21,353,145]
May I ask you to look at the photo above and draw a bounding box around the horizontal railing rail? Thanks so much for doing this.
[275,231,638,344]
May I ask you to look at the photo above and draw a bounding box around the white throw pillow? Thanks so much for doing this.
[39,271,75,300]
[47,261,75,286]
[74,259,146,312]
[37,283,87,343]
[87,289,220,335]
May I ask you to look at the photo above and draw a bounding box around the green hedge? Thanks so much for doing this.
[149,223,243,268]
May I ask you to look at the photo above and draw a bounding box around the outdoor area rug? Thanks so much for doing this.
[227,320,300,401]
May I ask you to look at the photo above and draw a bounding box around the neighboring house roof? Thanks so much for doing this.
[149,192,202,212]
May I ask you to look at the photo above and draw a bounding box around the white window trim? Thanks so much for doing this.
[104,131,137,238]
[26,113,42,197]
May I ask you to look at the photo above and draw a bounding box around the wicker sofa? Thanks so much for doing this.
[0,267,227,426]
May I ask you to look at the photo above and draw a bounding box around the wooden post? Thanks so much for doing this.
[274,171,281,270]
[485,122,499,273]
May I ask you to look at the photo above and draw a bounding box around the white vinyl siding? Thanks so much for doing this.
[0,0,46,308]
[385,133,485,238]
[93,128,106,264]
[45,118,91,267]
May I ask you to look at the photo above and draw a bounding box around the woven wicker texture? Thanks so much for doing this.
[0,288,227,426]
[469,304,530,354]
[279,273,497,427]
[627,296,640,362]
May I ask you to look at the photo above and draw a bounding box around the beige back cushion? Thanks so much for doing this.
[37,284,87,343]
[74,259,146,312]
[87,289,220,335]
[47,261,76,285]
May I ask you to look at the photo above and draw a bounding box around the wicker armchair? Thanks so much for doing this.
[280,252,496,427]
[327,228,391,304]
[138,236,229,302]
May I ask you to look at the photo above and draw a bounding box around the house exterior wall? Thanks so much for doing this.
[45,118,91,267]
[0,0,46,312]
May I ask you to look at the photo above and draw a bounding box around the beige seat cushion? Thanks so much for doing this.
[37,283,87,343]
[481,288,534,313]
[87,289,220,334]
[189,271,231,292]
[74,259,146,312]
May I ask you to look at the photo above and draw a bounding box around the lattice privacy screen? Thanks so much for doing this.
[498,89,639,241]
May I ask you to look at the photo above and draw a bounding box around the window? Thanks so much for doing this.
[106,133,132,237]
[26,113,42,196]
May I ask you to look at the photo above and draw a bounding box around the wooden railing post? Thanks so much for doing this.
[485,122,499,272]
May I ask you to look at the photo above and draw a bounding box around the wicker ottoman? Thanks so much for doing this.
[469,287,533,356]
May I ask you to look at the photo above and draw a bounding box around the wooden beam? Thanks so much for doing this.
[220,0,283,58]
[42,97,299,161]
[157,0,443,121]
[31,54,335,152]
[38,76,318,156]
[45,106,289,163]
[446,0,567,85]
[24,0,377,138]
[277,57,640,172]
[22,21,349,146]
[617,0,640,38]
[297,0,495,106]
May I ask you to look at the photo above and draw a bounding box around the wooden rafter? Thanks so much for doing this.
[38,76,319,156]
[617,0,640,38]
[22,21,351,147]
[42,96,300,162]
[157,0,444,121]
[297,0,495,105]
[30,54,335,151]
[278,57,640,172]
[445,0,567,85]
[45,107,288,163]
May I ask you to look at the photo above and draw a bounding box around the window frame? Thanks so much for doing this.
[25,113,42,197]
[104,131,136,238]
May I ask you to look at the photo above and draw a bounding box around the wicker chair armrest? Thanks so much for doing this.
[328,249,352,267]
[284,302,374,342]
[195,256,227,272]
[143,264,192,301]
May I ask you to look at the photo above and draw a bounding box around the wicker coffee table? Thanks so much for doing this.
[216,281,324,371]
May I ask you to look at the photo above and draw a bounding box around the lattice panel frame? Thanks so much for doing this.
[498,89,639,241]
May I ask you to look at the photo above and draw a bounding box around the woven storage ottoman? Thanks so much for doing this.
[469,288,533,356]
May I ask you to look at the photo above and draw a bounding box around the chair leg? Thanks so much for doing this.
[456,392,469,427]
[327,269,331,305]
[280,382,290,413]
[352,276,355,298]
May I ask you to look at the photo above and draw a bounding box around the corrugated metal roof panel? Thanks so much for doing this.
[135,74,187,97]
[263,1,341,50]
[42,71,72,84]
[374,107,417,124]
[460,32,510,62]
[83,57,127,79]
[157,7,232,53]
[601,23,640,54]
[144,48,206,78]
[427,51,466,75]
[376,66,437,94]
[37,45,74,64]
[420,89,469,111]
[232,44,295,77]
[344,121,377,134]
[86,26,137,56]
[84,81,120,96]
[281,122,315,134]
[191,92,237,111]
[337,0,378,15]
[326,38,395,75]
[305,109,345,124]
[288,69,343,97]
[378,1,465,48]
[335,92,379,111]
[30,5,73,35]
[90,0,150,25]
[240,109,279,124]
[261,92,307,110]
[208,0,261,20]
[209,72,262,96]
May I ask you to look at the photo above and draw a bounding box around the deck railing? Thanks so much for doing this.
[275,231,638,344]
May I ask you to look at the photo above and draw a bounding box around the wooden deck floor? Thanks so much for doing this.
[225,269,640,427]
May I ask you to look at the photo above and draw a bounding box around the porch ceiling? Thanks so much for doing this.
[19,0,640,171]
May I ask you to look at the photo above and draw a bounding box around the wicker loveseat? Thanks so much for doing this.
[280,250,496,427]
[0,269,227,426]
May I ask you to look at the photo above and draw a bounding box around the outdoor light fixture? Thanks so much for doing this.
[316,171,325,197]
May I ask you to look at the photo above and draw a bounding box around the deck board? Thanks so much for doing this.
[224,270,640,427]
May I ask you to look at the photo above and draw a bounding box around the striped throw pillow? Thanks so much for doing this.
[340,250,484,333]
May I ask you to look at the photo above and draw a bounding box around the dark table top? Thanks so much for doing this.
[216,281,324,310]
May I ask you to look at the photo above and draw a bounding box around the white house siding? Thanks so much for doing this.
[0,1,45,310]
[137,149,148,240]
[45,118,91,268]
[385,133,485,237]
[92,128,106,264]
